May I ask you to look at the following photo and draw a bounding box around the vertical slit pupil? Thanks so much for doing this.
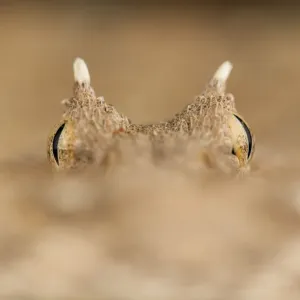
[233,114,252,159]
[52,123,65,165]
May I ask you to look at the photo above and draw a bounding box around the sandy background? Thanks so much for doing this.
[1,2,300,160]
[1,2,300,299]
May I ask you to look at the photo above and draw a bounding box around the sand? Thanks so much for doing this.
[1,3,300,299]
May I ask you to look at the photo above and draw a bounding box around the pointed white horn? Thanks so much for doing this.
[73,57,90,85]
[209,61,233,93]
[213,61,232,84]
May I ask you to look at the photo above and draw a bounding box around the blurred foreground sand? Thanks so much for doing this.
[1,3,300,299]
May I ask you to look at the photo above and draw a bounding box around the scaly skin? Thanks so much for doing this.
[47,58,255,174]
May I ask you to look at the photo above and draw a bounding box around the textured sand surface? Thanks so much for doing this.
[1,4,300,299]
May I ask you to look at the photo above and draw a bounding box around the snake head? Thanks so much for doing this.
[209,61,255,168]
[47,58,130,171]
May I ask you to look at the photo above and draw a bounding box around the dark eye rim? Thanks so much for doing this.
[52,123,66,165]
[233,114,252,159]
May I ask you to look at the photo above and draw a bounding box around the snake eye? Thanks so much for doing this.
[47,120,75,170]
[52,123,66,165]
[229,113,255,166]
